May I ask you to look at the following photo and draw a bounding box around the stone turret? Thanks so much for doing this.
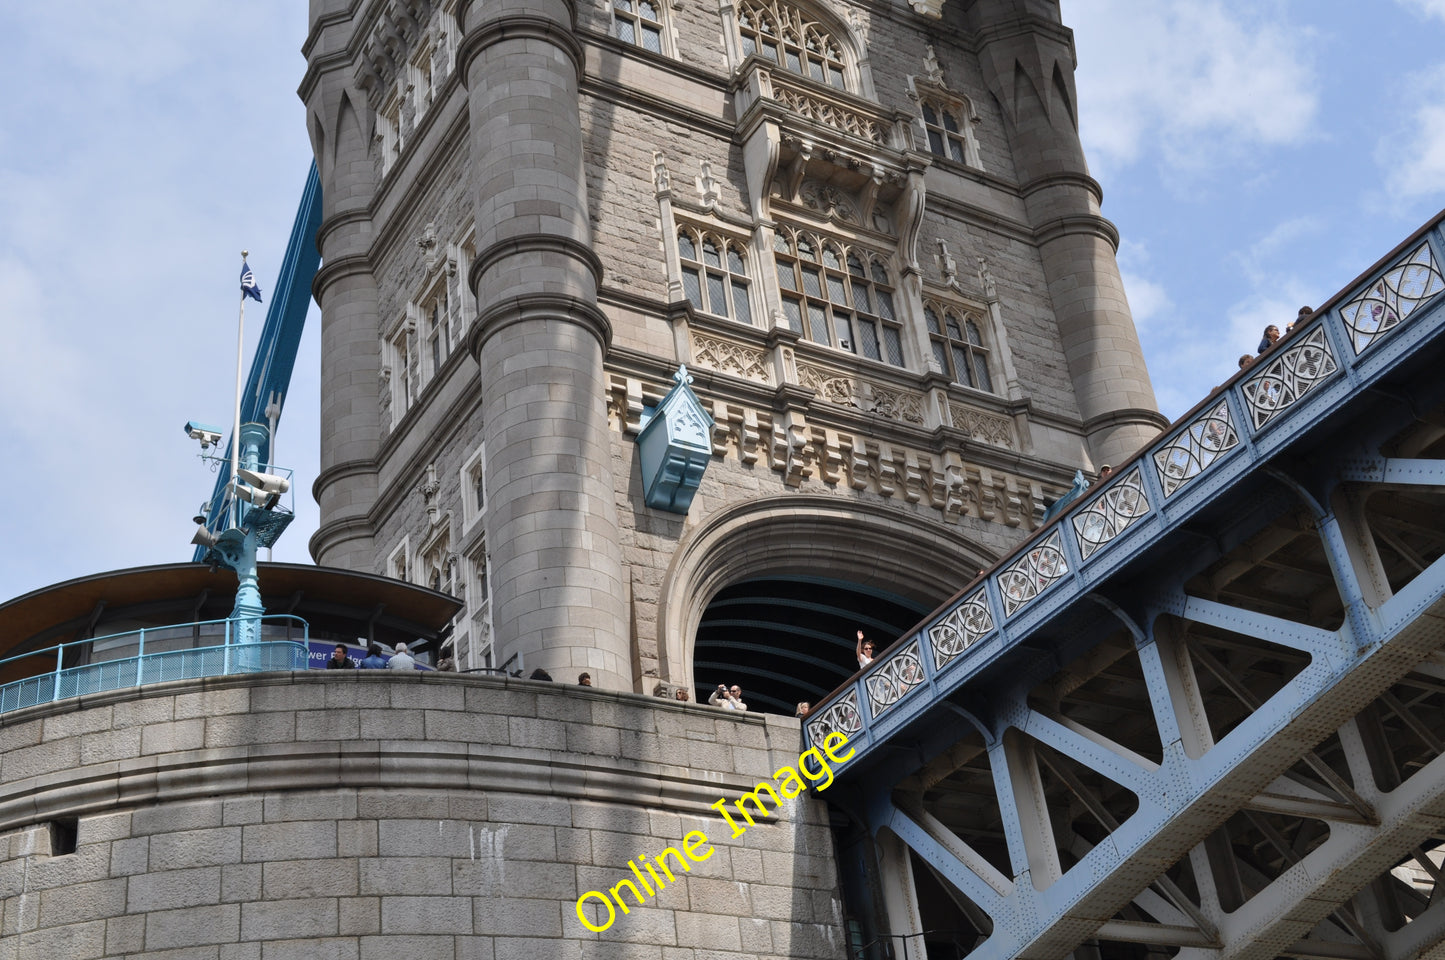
[301,1,384,571]
[457,0,631,686]
[964,0,1169,467]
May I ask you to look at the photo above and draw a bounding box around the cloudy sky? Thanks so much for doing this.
[0,1,1442,603]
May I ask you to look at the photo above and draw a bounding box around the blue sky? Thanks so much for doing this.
[0,1,1442,602]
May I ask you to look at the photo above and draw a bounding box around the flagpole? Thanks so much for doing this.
[232,250,248,529]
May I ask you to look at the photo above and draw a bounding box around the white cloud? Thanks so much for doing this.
[1397,0,1445,20]
[1116,240,1173,330]
[1067,0,1319,175]
[1380,65,1445,204]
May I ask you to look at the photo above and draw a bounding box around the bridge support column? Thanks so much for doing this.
[876,830,926,956]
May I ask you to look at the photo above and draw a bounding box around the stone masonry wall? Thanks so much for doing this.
[0,672,845,959]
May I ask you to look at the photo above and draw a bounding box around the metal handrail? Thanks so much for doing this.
[0,615,310,716]
[850,930,979,960]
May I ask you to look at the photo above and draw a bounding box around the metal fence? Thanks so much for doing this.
[0,615,309,716]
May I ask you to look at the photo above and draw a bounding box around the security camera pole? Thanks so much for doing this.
[198,254,288,648]
[233,252,251,529]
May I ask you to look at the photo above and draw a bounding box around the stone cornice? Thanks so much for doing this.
[1032,212,1121,251]
[1019,170,1105,205]
[311,254,375,306]
[312,457,380,503]
[457,14,585,80]
[468,292,613,360]
[315,208,374,255]
[308,514,378,562]
[1082,406,1172,437]
[0,672,784,834]
[472,234,604,292]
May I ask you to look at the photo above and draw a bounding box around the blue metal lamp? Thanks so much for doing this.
[635,365,715,514]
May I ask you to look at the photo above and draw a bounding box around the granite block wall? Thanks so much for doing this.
[0,672,846,959]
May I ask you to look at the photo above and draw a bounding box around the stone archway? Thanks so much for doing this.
[656,495,996,701]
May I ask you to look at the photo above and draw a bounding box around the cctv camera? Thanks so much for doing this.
[184,420,224,450]
[236,468,290,496]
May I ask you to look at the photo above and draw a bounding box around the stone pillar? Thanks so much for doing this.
[458,0,631,687]
[967,0,1168,468]
[304,8,382,571]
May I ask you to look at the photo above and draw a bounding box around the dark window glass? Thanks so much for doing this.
[732,280,752,325]
[858,319,880,361]
[682,268,702,308]
[782,297,803,333]
[883,328,903,366]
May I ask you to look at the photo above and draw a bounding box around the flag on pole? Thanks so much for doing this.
[240,261,264,302]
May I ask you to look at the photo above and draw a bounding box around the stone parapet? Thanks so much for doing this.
[0,672,846,958]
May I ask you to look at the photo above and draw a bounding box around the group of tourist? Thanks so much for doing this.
[325,642,415,670]
[1238,306,1314,371]
[699,627,885,720]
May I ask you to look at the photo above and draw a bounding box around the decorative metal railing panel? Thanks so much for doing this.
[928,590,993,671]
[1339,241,1444,355]
[1241,325,1339,430]
[806,688,864,743]
[999,530,1069,618]
[0,616,310,717]
[865,640,925,717]
[1071,466,1150,561]
[1152,399,1239,497]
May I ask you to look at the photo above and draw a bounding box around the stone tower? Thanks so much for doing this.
[301,0,1167,695]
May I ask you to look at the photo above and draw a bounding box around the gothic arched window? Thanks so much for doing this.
[678,227,753,324]
[775,230,903,366]
[737,0,847,90]
[921,100,971,164]
[925,302,993,391]
[613,0,665,54]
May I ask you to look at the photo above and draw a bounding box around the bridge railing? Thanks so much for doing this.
[0,615,310,716]
[806,213,1445,756]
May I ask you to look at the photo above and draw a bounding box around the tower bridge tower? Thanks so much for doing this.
[301,0,1166,694]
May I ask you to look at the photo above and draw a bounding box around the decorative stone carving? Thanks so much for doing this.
[976,256,997,302]
[799,180,859,223]
[797,362,856,404]
[949,404,1014,449]
[771,78,885,144]
[923,45,944,85]
[607,374,1047,529]
[417,221,440,272]
[867,388,925,424]
[938,240,959,289]
[420,463,441,525]
[690,334,770,383]
[696,160,721,210]
[653,151,671,194]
